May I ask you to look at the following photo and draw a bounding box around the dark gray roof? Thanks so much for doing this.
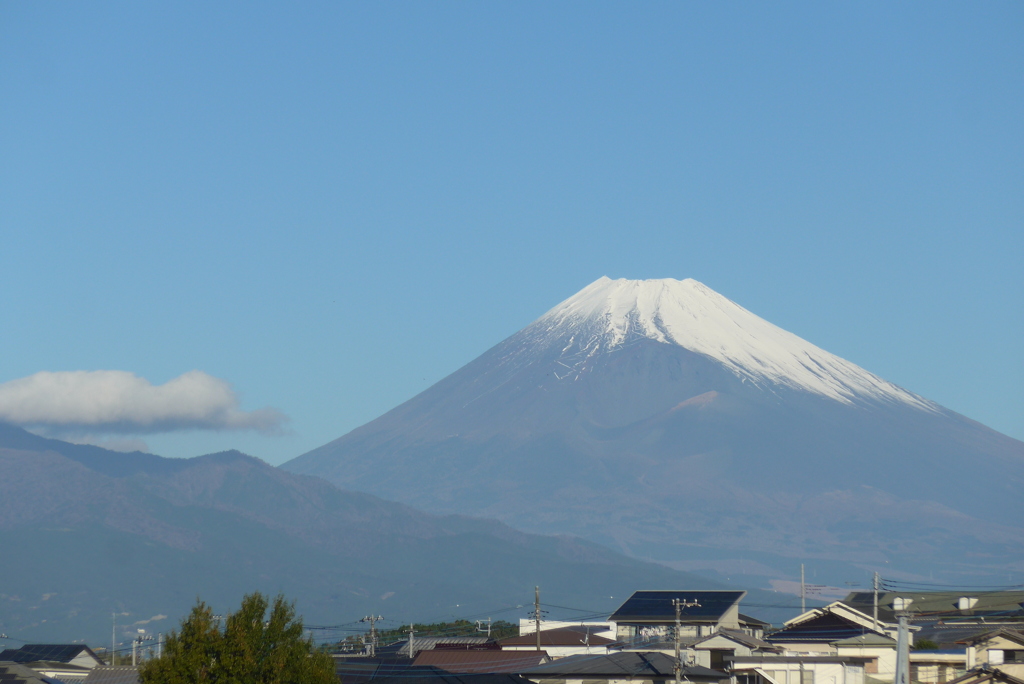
[915,623,1024,649]
[0,662,65,684]
[945,666,1024,684]
[82,667,140,684]
[372,674,535,684]
[0,646,99,666]
[610,591,746,624]
[695,629,777,651]
[955,629,1024,647]
[767,612,884,644]
[412,651,548,674]
[333,656,420,684]
[521,652,725,680]
[831,634,898,647]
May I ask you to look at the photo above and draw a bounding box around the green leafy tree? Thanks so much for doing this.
[140,593,334,684]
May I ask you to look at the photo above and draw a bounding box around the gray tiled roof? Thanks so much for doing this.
[0,661,65,684]
[82,667,140,684]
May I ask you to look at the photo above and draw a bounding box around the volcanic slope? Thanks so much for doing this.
[285,277,1024,585]
[0,422,727,644]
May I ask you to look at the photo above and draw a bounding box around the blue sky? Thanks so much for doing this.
[1,2,1021,464]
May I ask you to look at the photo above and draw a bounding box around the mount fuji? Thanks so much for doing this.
[284,277,1024,586]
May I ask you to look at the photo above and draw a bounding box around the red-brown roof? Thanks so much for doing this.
[412,650,548,674]
[499,627,614,648]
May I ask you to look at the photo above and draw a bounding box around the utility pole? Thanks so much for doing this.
[800,564,807,613]
[361,616,383,657]
[408,624,416,660]
[476,619,492,637]
[894,612,910,684]
[157,633,163,659]
[535,586,542,652]
[112,613,117,666]
[674,598,683,684]
[873,572,880,631]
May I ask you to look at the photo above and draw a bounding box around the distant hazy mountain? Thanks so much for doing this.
[284,277,1024,588]
[0,423,729,644]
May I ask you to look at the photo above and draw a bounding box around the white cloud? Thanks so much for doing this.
[0,370,287,434]
[134,614,168,626]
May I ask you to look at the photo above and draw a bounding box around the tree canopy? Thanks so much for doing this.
[139,593,335,684]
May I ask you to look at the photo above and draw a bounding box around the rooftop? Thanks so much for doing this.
[610,591,746,624]
[412,651,548,674]
[521,651,725,679]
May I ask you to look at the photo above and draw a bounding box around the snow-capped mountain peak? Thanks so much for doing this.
[532,276,937,410]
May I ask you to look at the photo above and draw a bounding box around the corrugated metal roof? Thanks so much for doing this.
[412,651,548,674]
[380,637,492,658]
[610,591,746,624]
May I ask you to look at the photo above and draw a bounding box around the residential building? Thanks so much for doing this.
[0,645,105,683]
[608,590,749,645]
[960,631,1024,679]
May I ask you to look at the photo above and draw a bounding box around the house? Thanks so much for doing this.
[691,629,781,671]
[917,624,1024,651]
[944,666,1024,684]
[840,593,1024,627]
[766,601,903,654]
[0,662,64,684]
[412,651,550,674]
[0,645,106,683]
[608,590,749,646]
[831,633,899,680]
[958,630,1024,678]
[909,650,968,684]
[729,653,870,684]
[760,604,906,682]
[520,651,728,684]
[499,627,615,658]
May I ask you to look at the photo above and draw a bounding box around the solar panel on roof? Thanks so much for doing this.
[610,590,745,622]
[0,645,87,664]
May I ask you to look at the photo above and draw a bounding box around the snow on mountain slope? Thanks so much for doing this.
[526,277,938,411]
